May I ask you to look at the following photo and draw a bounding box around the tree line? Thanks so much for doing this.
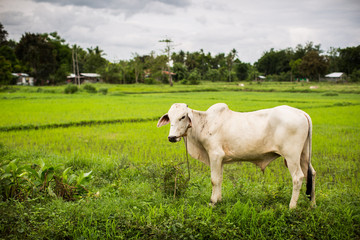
[1,22,359,85]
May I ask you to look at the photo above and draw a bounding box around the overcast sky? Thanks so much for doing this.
[1,0,359,63]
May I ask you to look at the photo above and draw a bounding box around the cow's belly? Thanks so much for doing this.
[223,151,281,170]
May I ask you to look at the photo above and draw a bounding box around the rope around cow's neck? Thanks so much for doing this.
[183,136,191,182]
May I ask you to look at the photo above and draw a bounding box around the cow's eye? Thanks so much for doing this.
[179,116,186,121]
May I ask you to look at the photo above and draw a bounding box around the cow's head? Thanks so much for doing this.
[157,103,192,143]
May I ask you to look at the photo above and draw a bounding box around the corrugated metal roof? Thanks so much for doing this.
[325,72,344,78]
[81,73,100,78]
[67,73,100,78]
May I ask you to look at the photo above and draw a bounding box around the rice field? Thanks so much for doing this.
[0,82,359,239]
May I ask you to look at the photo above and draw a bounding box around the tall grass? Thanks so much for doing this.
[0,84,359,239]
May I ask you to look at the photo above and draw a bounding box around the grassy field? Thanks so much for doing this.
[0,82,359,239]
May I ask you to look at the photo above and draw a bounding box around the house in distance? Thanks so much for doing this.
[66,73,102,84]
[325,72,347,82]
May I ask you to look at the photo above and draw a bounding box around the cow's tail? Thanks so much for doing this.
[304,113,313,200]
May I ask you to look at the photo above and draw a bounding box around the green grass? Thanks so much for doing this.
[0,82,359,239]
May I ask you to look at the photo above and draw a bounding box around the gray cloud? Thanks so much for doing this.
[0,0,359,63]
[31,0,190,14]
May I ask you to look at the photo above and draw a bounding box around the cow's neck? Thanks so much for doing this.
[186,110,210,165]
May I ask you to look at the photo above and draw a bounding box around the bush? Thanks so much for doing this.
[83,84,97,93]
[350,69,360,82]
[0,159,93,201]
[206,69,221,82]
[64,85,78,94]
[322,92,339,96]
[144,78,156,84]
[98,88,108,95]
[187,70,200,85]
[180,79,188,85]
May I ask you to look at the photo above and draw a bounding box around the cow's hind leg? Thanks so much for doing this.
[286,157,305,209]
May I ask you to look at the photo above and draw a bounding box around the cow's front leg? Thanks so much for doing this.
[209,154,224,206]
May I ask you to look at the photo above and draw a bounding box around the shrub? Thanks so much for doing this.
[64,85,78,94]
[83,84,97,93]
[162,162,188,197]
[185,70,200,85]
[0,159,93,201]
[350,69,360,82]
[98,88,108,95]
[144,78,156,84]
[322,92,339,96]
[206,69,221,82]
[180,79,188,85]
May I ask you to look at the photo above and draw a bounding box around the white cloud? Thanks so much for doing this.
[0,0,359,63]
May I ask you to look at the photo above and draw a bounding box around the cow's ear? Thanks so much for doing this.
[157,114,170,127]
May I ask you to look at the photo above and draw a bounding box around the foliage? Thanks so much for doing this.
[0,23,8,45]
[206,68,221,82]
[256,48,292,75]
[350,69,360,82]
[83,84,97,93]
[299,50,329,81]
[0,159,93,202]
[64,84,78,94]
[187,69,201,85]
[16,32,57,84]
[339,45,360,75]
[98,87,108,95]
[172,62,188,81]
[0,56,13,85]
[99,62,122,84]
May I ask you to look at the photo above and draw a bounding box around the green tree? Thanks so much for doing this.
[16,33,56,84]
[327,47,340,73]
[43,32,72,84]
[293,42,322,60]
[247,65,260,81]
[187,69,200,85]
[289,58,302,80]
[83,46,107,73]
[350,69,360,82]
[159,39,175,86]
[299,50,329,81]
[131,53,145,83]
[171,50,185,65]
[0,56,13,84]
[256,48,292,75]
[226,49,237,82]
[205,68,221,82]
[0,22,8,46]
[172,62,187,81]
[233,60,249,81]
[338,45,360,75]
[99,62,122,83]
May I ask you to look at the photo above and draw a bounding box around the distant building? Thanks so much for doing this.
[256,75,266,81]
[12,73,35,86]
[66,73,102,84]
[324,72,346,82]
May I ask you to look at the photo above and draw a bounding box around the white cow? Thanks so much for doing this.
[157,103,316,209]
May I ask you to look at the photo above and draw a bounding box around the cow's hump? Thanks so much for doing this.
[206,103,229,114]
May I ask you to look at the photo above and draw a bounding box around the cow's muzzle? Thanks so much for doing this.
[168,136,181,143]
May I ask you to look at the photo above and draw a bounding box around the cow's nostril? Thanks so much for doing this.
[168,136,177,142]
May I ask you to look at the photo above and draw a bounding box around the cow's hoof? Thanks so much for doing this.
[209,200,216,207]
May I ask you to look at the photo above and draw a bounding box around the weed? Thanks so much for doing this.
[83,84,97,93]
[98,88,108,95]
[64,84,78,94]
